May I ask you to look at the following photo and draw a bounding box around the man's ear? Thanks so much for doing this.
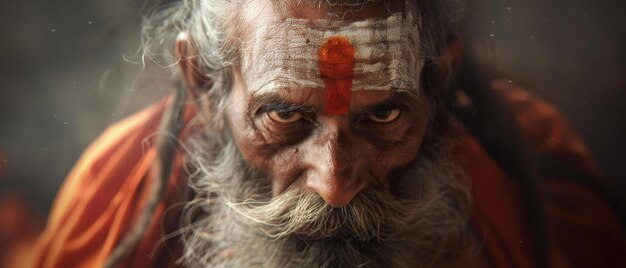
[176,32,212,98]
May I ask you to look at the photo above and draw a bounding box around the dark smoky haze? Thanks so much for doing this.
[0,0,625,263]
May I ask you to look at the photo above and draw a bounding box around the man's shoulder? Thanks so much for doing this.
[57,99,171,194]
[29,99,172,267]
[85,99,169,170]
[453,81,626,267]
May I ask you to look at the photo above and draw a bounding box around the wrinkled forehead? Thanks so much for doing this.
[242,12,422,96]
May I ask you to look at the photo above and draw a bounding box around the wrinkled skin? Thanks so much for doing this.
[224,1,432,207]
[174,2,492,267]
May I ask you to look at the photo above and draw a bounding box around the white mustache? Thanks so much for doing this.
[225,187,427,241]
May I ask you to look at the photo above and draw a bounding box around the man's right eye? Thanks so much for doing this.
[267,110,303,123]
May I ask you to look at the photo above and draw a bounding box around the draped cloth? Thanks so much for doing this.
[30,84,626,267]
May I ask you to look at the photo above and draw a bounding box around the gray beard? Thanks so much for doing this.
[178,133,473,268]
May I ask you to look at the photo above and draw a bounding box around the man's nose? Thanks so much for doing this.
[305,124,365,207]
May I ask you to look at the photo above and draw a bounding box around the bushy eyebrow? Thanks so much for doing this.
[355,91,421,114]
[247,90,420,116]
[248,92,317,116]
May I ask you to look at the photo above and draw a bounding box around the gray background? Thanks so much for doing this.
[1,0,625,216]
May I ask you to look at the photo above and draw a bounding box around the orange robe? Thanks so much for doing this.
[29,85,626,267]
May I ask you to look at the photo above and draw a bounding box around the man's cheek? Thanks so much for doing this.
[233,129,301,171]
[252,119,314,146]
[369,128,425,175]
[267,148,309,195]
[226,114,275,168]
[358,120,424,151]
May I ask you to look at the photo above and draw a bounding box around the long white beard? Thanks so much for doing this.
[179,134,473,268]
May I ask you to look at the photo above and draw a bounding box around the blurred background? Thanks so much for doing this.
[0,0,625,266]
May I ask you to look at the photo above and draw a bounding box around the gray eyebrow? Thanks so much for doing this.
[247,91,317,116]
[247,89,420,118]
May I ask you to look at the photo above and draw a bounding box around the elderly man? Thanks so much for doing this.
[30,0,626,267]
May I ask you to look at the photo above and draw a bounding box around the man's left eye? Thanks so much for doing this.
[367,108,401,123]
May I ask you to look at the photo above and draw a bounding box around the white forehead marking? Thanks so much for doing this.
[243,13,422,95]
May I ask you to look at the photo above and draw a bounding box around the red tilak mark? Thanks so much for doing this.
[318,36,355,116]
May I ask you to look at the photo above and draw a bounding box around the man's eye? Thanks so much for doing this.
[367,108,401,123]
[267,110,303,123]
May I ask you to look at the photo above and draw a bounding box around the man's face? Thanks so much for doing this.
[180,2,472,266]
[225,1,431,208]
